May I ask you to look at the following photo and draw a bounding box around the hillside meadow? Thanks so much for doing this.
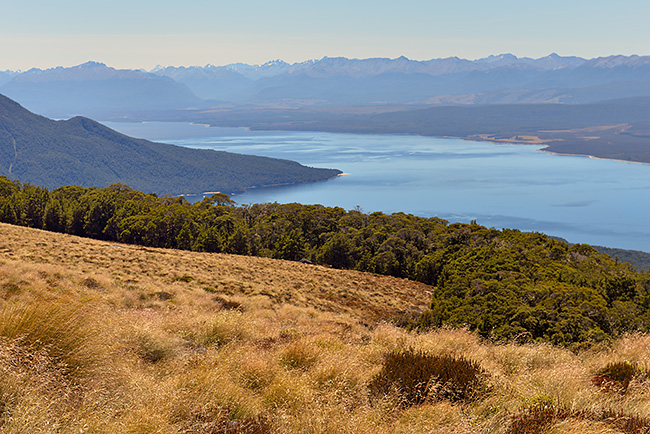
[1,222,650,433]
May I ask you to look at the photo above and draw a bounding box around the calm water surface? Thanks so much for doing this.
[105,121,650,252]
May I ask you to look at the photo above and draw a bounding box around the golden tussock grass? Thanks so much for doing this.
[0,222,649,433]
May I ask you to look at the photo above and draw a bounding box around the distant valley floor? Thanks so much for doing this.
[113,100,650,165]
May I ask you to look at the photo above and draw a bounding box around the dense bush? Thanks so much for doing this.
[368,349,487,406]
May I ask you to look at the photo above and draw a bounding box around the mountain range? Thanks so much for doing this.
[2,54,650,118]
[0,93,340,195]
[146,53,650,106]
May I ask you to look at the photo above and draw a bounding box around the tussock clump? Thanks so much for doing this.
[0,298,105,379]
[128,327,180,363]
[368,348,488,407]
[238,357,276,392]
[199,311,250,347]
[263,373,312,412]
[279,341,318,371]
[214,295,243,311]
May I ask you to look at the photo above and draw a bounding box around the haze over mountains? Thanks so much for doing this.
[155,53,650,106]
[2,54,650,118]
[0,62,209,118]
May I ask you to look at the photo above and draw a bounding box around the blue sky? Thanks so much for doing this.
[1,0,648,70]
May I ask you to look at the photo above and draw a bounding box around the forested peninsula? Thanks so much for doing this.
[1,177,648,346]
[0,93,340,195]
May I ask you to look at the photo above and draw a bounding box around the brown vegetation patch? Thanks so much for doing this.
[0,222,431,323]
[369,348,488,407]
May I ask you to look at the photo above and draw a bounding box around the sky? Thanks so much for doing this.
[1,0,648,71]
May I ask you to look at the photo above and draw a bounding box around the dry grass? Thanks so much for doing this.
[0,222,649,433]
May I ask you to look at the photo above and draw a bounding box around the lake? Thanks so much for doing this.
[104,121,650,252]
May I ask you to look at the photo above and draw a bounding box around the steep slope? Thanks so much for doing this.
[0,93,341,194]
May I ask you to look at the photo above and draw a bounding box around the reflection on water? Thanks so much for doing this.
[104,121,650,252]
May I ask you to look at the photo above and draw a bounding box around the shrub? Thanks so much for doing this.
[600,409,650,434]
[507,406,557,434]
[592,361,646,393]
[174,274,194,283]
[368,348,488,407]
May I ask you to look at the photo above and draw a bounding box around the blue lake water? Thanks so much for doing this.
[104,121,650,252]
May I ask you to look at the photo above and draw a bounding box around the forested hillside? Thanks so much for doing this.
[1,177,647,345]
[0,93,340,194]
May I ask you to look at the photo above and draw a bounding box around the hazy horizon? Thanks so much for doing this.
[2,0,648,71]
[0,52,626,73]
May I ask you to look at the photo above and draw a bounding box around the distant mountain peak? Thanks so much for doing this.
[478,53,519,62]
[261,59,290,68]
[77,61,107,69]
[585,54,650,68]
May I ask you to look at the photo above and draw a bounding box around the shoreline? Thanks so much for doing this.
[104,119,650,167]
[537,148,650,166]
[241,125,650,167]
[179,171,344,200]
[460,135,650,166]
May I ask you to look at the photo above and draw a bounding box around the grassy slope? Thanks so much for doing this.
[1,222,649,433]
